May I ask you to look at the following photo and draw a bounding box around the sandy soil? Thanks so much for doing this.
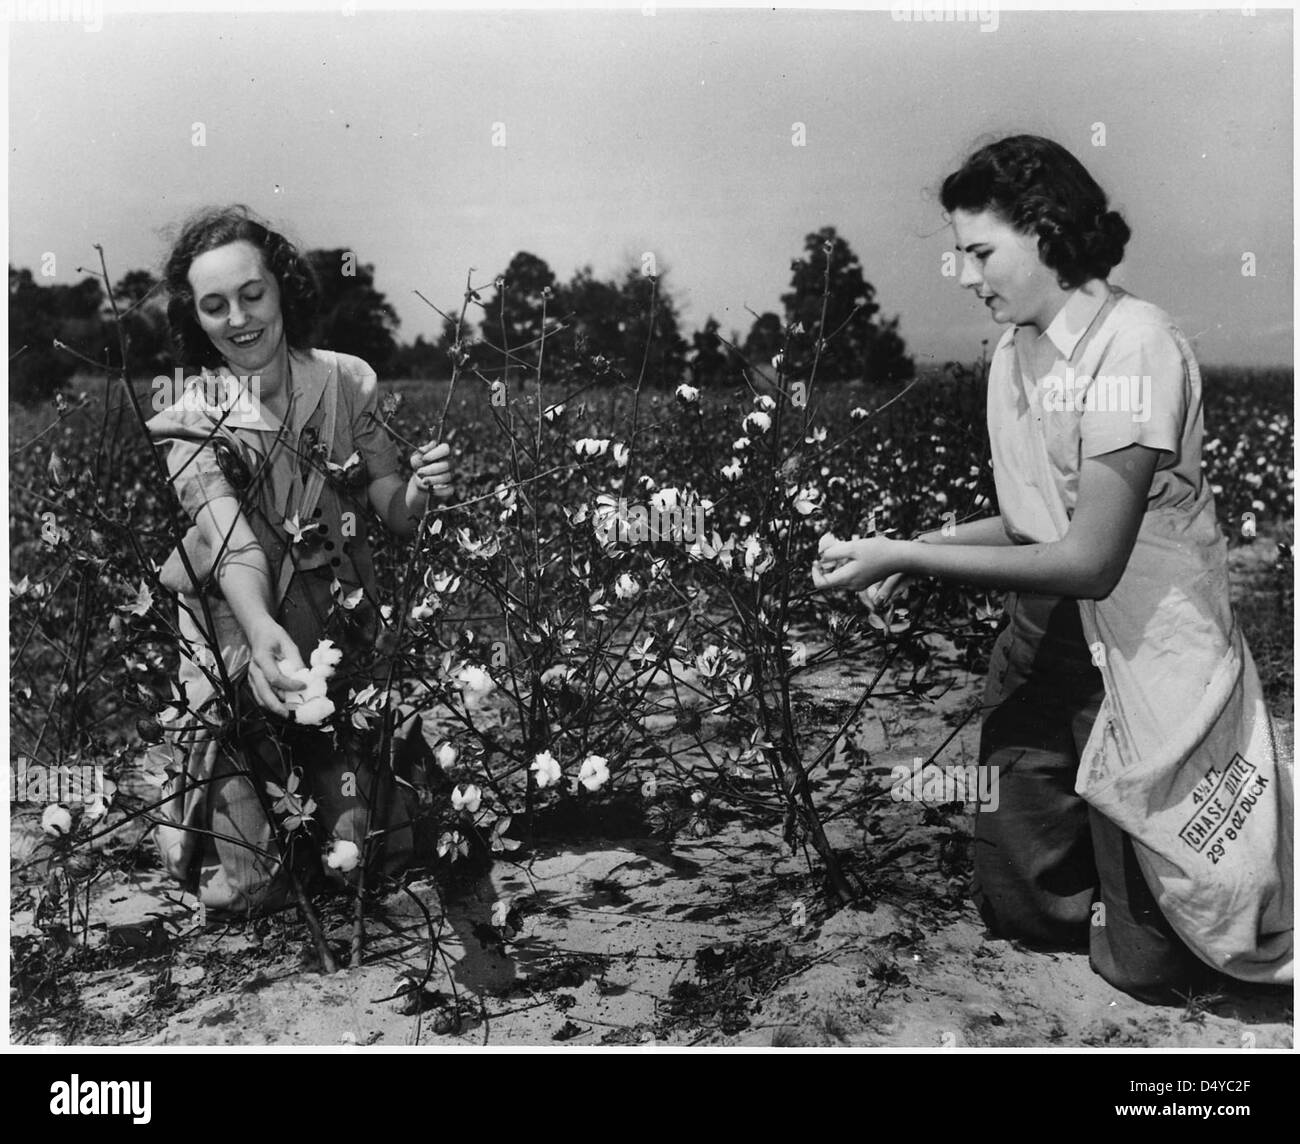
[11,544,1294,1048]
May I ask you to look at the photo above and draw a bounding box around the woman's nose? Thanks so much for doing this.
[227,303,248,328]
[958,258,982,290]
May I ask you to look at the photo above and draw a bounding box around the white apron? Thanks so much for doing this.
[993,298,1293,984]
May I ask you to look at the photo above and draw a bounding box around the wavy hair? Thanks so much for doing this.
[163,205,319,368]
[940,135,1131,289]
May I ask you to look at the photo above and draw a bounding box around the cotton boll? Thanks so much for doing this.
[286,666,328,703]
[310,640,343,673]
[42,805,73,838]
[792,487,820,515]
[539,664,569,687]
[650,487,681,512]
[325,839,360,872]
[457,665,495,696]
[282,639,342,725]
[294,695,336,725]
[532,750,562,789]
[577,755,610,792]
[451,784,482,814]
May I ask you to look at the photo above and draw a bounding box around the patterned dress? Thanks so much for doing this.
[146,349,420,913]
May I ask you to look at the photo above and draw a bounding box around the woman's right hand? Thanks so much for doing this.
[245,617,307,717]
[860,572,914,609]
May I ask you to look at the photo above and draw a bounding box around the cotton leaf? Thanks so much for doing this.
[118,581,154,618]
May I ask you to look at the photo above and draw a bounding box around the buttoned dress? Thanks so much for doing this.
[146,349,418,912]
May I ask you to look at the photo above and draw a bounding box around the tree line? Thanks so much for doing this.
[7,226,912,404]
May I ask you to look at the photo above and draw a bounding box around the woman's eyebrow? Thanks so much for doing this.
[957,241,990,253]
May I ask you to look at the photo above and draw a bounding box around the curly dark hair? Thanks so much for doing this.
[163,205,319,368]
[940,135,1131,290]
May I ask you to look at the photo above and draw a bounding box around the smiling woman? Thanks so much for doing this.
[188,243,291,417]
[164,207,319,374]
[146,205,457,915]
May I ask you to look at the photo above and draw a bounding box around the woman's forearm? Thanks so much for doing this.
[194,497,279,634]
[366,472,429,538]
[898,534,1106,598]
[907,448,1159,597]
[917,515,1014,547]
[387,477,430,538]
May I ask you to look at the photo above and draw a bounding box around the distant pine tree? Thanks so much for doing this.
[772,226,914,384]
[307,249,400,373]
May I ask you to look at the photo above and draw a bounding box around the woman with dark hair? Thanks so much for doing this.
[162,206,324,371]
[815,135,1290,1002]
[146,205,453,914]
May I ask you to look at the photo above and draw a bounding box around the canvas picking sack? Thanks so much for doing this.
[1074,508,1293,984]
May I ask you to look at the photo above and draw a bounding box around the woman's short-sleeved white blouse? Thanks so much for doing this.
[987,278,1211,546]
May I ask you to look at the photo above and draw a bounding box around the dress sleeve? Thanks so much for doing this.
[343,358,402,483]
[151,419,239,522]
[1079,322,1189,469]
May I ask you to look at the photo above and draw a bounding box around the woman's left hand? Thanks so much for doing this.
[409,441,454,499]
[811,536,904,593]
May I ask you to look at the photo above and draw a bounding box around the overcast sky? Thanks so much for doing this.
[5,2,1293,368]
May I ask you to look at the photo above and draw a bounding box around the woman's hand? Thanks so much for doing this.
[812,536,906,594]
[369,442,455,537]
[409,441,453,499]
[860,532,935,608]
[860,571,914,610]
[245,616,307,717]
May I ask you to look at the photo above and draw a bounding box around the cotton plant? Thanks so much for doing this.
[351,265,907,908]
[598,293,900,906]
